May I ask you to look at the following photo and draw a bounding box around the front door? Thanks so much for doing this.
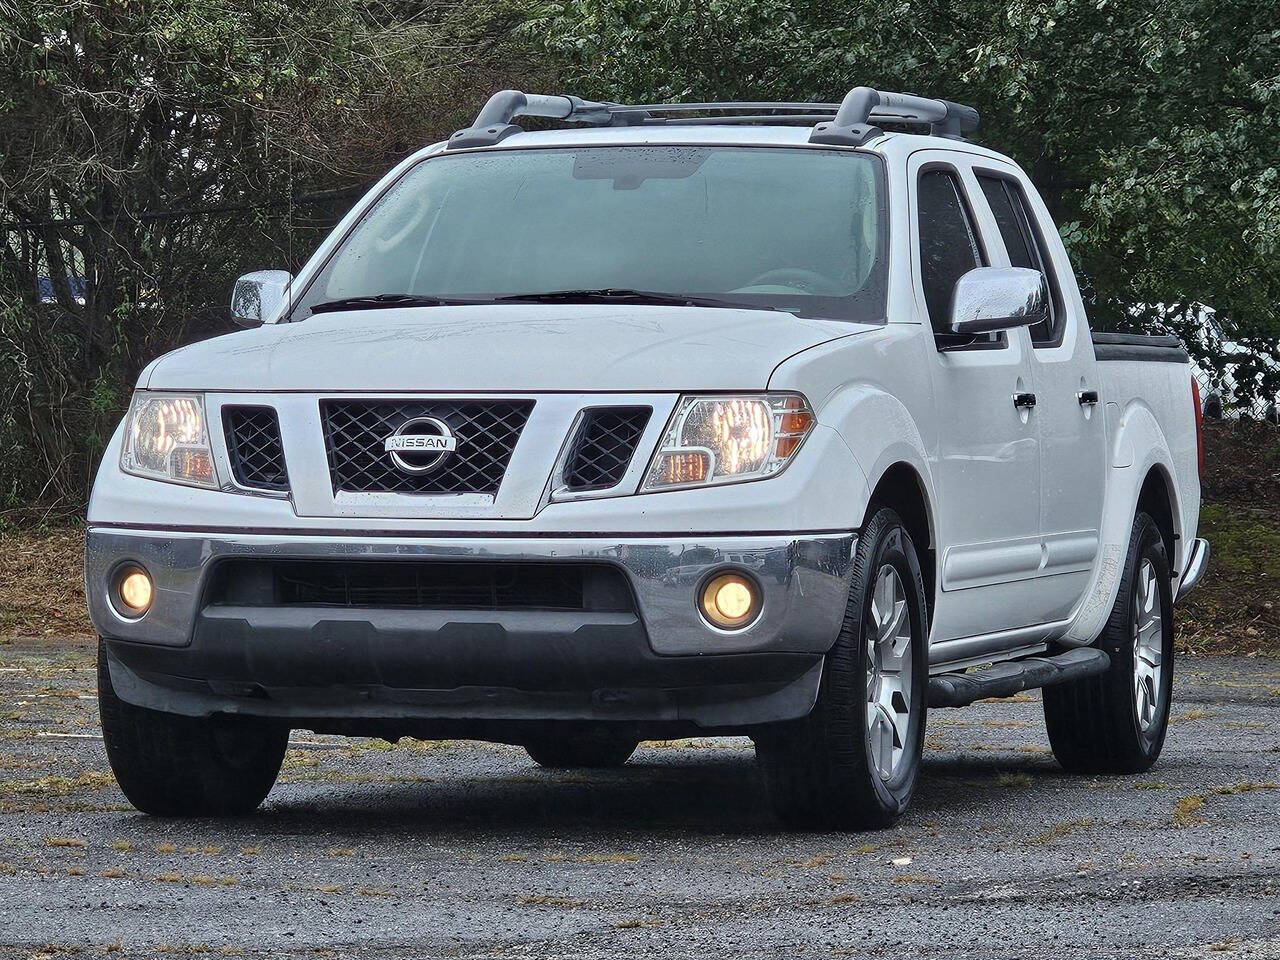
[909,153,1045,650]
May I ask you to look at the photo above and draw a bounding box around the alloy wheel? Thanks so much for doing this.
[1132,558,1165,733]
[866,564,914,780]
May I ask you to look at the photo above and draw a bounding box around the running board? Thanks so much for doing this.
[927,647,1111,708]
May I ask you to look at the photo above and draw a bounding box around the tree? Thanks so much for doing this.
[530,0,1280,401]
[0,0,539,508]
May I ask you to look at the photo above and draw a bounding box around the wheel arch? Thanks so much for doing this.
[866,461,936,627]
[1136,463,1178,563]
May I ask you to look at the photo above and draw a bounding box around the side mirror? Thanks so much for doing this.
[230,270,292,327]
[947,266,1047,336]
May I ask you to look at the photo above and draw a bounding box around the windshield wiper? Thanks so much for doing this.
[308,288,781,315]
[309,293,485,314]
[493,288,776,312]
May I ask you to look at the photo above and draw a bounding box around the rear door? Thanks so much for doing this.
[909,152,1045,648]
[971,162,1107,620]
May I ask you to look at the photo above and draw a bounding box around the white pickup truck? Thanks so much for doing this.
[87,86,1209,829]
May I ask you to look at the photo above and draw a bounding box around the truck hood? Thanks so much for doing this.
[144,304,872,393]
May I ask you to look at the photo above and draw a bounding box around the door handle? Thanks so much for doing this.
[1013,392,1038,411]
[1077,390,1100,406]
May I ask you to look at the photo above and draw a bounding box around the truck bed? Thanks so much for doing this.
[1090,330,1201,578]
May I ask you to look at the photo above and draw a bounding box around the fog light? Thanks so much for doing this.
[116,566,153,616]
[700,572,760,630]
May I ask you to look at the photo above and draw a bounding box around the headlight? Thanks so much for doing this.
[641,393,815,491]
[119,392,218,488]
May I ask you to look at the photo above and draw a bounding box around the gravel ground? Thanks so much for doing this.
[2,637,1279,959]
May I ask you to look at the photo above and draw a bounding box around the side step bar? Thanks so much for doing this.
[928,647,1111,708]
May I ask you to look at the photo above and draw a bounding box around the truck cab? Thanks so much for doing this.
[87,87,1208,828]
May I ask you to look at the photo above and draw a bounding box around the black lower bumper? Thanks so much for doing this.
[103,604,824,736]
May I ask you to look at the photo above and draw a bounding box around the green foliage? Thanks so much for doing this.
[529,0,1280,391]
[0,0,540,508]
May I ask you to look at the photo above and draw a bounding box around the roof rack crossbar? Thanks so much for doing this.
[642,113,842,126]
[447,86,979,149]
[612,101,842,114]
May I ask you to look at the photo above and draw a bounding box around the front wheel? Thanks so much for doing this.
[755,507,928,830]
[98,641,288,816]
[1043,511,1175,773]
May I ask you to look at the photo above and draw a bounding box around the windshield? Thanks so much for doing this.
[290,145,888,322]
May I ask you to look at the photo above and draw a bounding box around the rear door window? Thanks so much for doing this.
[977,175,1059,344]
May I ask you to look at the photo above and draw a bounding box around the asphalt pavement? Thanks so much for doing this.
[2,637,1279,958]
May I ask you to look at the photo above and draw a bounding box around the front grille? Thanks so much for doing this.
[223,406,289,491]
[563,407,651,490]
[321,399,534,494]
[206,559,635,613]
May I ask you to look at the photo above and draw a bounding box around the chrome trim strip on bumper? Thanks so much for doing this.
[1176,537,1210,602]
[86,527,856,657]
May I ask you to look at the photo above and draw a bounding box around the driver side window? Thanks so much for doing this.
[917,169,986,336]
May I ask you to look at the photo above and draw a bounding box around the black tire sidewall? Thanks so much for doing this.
[842,509,929,814]
[98,640,288,816]
[1114,518,1176,759]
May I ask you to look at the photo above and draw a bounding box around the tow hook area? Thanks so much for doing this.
[928,647,1111,708]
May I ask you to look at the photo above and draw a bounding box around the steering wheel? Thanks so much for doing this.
[740,267,843,295]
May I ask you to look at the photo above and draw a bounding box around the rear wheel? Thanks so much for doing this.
[524,730,638,769]
[755,507,928,830]
[98,640,288,816]
[1043,512,1174,773]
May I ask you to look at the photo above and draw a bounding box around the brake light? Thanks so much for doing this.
[1191,377,1204,478]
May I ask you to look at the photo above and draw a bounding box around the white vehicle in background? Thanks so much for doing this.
[86,86,1209,829]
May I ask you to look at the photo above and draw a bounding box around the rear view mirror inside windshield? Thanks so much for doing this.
[571,147,710,189]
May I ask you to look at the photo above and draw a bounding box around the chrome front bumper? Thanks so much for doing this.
[86,528,855,657]
[88,527,854,729]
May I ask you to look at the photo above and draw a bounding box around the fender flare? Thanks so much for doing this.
[1064,400,1182,644]
[821,385,937,542]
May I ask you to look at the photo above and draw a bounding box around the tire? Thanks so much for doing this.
[524,730,638,769]
[755,507,929,830]
[1043,512,1175,774]
[98,640,288,816]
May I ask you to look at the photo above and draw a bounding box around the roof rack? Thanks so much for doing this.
[446,86,978,150]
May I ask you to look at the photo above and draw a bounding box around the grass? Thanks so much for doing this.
[0,772,115,796]
[1179,504,1280,655]
[1178,421,1280,656]
[0,526,90,644]
[1173,795,1205,826]
[615,918,662,929]
[45,836,86,848]
[1207,780,1277,796]
[1031,818,1095,844]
